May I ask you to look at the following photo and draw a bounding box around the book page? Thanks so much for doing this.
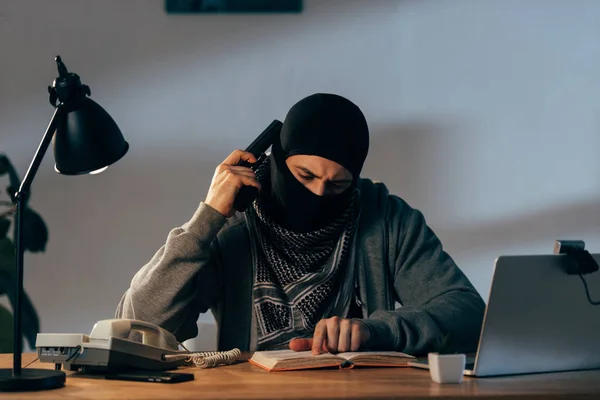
[250,350,345,370]
[250,350,414,370]
[254,350,341,361]
[336,351,414,361]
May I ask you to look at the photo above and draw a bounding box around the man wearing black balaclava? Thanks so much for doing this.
[117,94,485,356]
[267,93,368,232]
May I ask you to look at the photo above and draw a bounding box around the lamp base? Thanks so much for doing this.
[0,368,66,392]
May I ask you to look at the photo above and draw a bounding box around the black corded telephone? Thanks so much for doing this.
[232,119,282,212]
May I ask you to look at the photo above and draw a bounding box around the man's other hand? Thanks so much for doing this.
[289,317,370,355]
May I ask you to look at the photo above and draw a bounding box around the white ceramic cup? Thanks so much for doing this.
[428,353,466,384]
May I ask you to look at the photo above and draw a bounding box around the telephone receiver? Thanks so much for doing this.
[232,119,282,212]
[89,319,180,351]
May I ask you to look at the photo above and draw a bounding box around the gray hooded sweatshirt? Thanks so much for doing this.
[116,179,485,355]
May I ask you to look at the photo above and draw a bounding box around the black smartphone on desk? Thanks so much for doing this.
[105,370,194,384]
[232,119,282,212]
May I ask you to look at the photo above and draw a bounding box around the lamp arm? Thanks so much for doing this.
[16,106,64,200]
[12,105,64,375]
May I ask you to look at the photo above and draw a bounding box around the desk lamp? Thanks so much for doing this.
[0,56,129,391]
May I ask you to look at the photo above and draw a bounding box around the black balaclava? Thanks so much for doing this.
[268,93,369,232]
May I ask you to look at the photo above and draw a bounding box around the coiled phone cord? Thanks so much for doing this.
[185,349,241,368]
[163,344,241,369]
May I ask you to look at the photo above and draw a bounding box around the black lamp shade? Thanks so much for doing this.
[53,97,129,175]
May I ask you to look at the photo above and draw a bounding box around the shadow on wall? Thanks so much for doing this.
[363,121,600,255]
[363,119,471,219]
[437,199,600,255]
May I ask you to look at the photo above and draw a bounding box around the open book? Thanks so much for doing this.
[249,350,415,372]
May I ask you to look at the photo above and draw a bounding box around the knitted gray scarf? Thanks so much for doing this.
[245,160,359,350]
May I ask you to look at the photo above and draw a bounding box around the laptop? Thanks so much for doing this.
[408,253,600,377]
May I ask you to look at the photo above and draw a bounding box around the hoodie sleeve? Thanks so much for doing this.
[115,202,227,342]
[361,196,485,355]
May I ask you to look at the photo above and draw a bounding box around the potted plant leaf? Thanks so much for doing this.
[0,153,47,353]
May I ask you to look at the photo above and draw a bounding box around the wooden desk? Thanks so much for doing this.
[1,353,600,399]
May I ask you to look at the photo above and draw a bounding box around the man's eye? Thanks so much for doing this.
[299,174,313,181]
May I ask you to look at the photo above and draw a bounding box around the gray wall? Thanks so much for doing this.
[1,0,599,348]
